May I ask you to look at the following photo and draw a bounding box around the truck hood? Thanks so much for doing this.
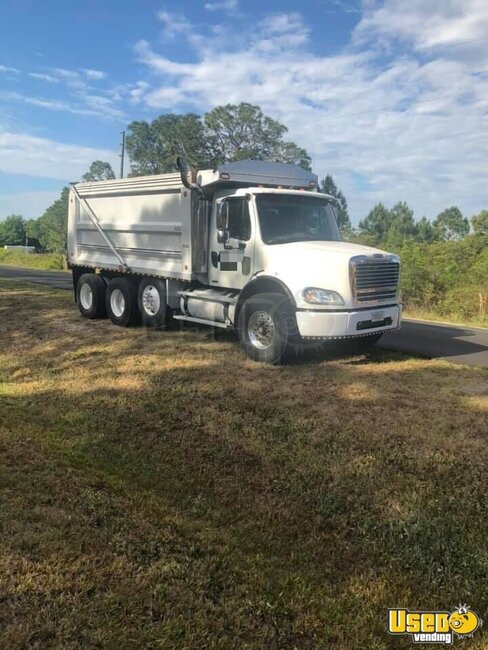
[264,240,387,263]
[260,240,396,308]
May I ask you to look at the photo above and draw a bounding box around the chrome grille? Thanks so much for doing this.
[351,257,400,303]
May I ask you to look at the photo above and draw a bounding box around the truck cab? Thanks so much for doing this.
[69,159,401,363]
[200,183,400,361]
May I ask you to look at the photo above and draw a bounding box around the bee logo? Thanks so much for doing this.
[388,604,482,644]
[448,604,481,637]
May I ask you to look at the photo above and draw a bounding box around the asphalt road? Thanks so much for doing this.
[0,264,73,290]
[379,318,488,368]
[1,264,488,368]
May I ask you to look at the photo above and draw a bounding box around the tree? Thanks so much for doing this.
[471,209,488,235]
[269,140,312,170]
[126,104,312,176]
[0,214,25,246]
[358,203,392,244]
[25,219,41,248]
[416,216,435,243]
[204,103,311,169]
[433,206,469,241]
[319,174,350,230]
[387,201,417,243]
[36,187,69,252]
[82,160,116,182]
[126,114,210,175]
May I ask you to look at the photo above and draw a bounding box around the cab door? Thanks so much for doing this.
[208,196,255,289]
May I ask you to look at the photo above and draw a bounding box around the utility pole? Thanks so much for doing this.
[119,130,126,178]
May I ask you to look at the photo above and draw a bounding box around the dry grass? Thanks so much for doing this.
[1,278,488,648]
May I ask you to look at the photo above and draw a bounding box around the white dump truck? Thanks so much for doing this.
[68,159,401,363]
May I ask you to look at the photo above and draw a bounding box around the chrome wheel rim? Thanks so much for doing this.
[79,283,93,310]
[110,288,126,318]
[142,284,160,316]
[248,310,276,350]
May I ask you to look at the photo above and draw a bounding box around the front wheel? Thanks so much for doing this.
[137,278,167,328]
[238,293,297,364]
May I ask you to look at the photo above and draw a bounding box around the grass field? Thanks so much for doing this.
[1,278,488,648]
[0,249,64,270]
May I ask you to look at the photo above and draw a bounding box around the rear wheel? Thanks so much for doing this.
[137,278,167,328]
[238,292,297,364]
[106,277,140,327]
[76,273,106,319]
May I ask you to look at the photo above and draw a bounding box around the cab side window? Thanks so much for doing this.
[227,199,251,241]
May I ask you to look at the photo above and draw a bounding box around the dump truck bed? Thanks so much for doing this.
[68,173,196,279]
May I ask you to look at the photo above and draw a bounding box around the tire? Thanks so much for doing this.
[105,277,140,327]
[137,278,167,328]
[238,292,298,364]
[76,273,106,319]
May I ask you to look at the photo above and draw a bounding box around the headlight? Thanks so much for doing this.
[302,287,345,305]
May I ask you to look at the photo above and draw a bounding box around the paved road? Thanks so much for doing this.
[379,318,488,368]
[1,264,488,368]
[0,264,73,290]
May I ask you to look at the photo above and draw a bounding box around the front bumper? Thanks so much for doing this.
[296,304,402,339]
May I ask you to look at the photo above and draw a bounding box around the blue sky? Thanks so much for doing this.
[1,0,487,223]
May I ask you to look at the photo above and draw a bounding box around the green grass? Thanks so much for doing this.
[404,308,488,329]
[1,278,488,648]
[0,249,64,270]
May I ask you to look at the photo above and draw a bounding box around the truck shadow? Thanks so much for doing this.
[380,319,488,362]
[171,320,412,366]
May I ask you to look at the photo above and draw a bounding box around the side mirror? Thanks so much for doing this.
[216,201,229,230]
[217,229,229,244]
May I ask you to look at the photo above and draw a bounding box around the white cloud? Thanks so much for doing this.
[133,3,488,221]
[355,0,488,51]
[3,91,125,120]
[51,67,80,81]
[0,64,19,74]
[29,72,59,83]
[128,80,150,104]
[259,13,309,50]
[82,68,106,80]
[157,9,192,39]
[1,65,125,121]
[82,93,126,119]
[330,1,361,14]
[204,0,238,12]
[0,132,119,181]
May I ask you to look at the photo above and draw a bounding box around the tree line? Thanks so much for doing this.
[0,103,352,251]
[345,204,488,322]
[0,162,116,252]
[1,101,487,322]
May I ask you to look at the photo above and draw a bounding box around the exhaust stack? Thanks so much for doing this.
[176,157,204,197]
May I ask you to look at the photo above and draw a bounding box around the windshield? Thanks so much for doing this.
[256,194,341,245]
